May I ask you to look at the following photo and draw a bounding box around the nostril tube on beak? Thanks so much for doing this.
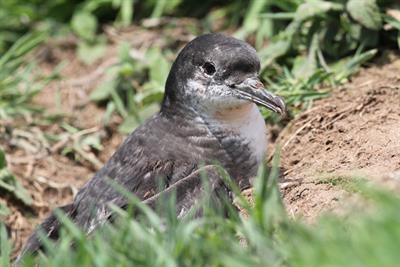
[242,77,264,90]
[250,78,264,90]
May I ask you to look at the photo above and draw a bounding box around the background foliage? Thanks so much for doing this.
[0,0,399,266]
[0,0,399,125]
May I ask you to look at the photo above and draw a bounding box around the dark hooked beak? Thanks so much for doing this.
[231,77,286,115]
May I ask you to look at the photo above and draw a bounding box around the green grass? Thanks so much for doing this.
[0,32,52,214]
[3,163,400,267]
[0,32,49,119]
[0,31,57,222]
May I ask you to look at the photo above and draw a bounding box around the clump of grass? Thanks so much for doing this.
[0,33,47,120]
[0,148,32,218]
[6,162,400,267]
[0,32,53,215]
[316,174,367,194]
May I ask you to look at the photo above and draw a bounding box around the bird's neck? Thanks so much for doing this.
[211,103,256,124]
[208,103,268,159]
[162,100,267,152]
[160,101,267,184]
[207,103,268,186]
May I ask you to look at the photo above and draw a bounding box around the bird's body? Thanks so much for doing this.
[17,33,285,263]
[73,101,266,232]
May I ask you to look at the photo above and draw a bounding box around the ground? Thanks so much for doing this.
[1,29,400,258]
[277,54,400,221]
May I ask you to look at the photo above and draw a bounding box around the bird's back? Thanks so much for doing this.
[16,33,284,264]
[73,111,206,231]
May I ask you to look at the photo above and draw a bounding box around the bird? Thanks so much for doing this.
[17,33,285,262]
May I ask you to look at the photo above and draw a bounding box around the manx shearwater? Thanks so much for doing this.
[17,33,286,261]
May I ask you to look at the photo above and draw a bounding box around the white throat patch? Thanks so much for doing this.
[214,104,268,165]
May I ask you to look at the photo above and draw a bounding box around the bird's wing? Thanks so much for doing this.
[17,114,202,259]
[71,114,198,232]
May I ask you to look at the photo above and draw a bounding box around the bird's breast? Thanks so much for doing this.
[219,104,267,163]
[203,104,268,179]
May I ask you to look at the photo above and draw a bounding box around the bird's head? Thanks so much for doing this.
[162,33,286,116]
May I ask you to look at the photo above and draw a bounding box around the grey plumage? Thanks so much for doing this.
[17,33,285,262]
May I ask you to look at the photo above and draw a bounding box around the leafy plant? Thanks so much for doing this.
[0,0,180,53]
[0,148,32,209]
[0,224,11,267]
[241,0,399,120]
[70,11,107,65]
[55,123,104,169]
[90,43,170,133]
[0,32,47,119]
[0,203,10,217]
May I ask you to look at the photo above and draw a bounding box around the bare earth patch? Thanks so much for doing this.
[277,54,400,221]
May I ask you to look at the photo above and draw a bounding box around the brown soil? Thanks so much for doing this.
[277,54,400,221]
[1,27,400,258]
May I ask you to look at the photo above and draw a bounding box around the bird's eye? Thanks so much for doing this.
[201,62,216,76]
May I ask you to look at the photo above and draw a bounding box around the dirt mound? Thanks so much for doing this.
[277,54,400,221]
